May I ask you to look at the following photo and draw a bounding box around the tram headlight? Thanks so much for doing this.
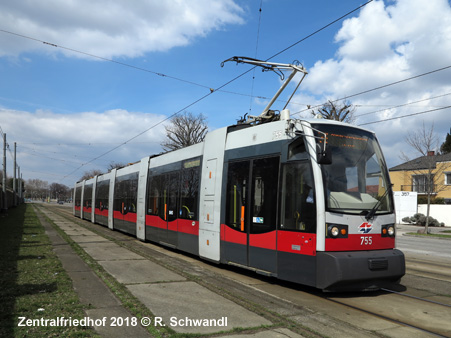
[331,226,339,237]
[387,225,395,236]
[381,224,395,237]
[327,223,348,238]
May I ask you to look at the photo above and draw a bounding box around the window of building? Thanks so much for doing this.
[412,174,435,193]
[445,172,451,185]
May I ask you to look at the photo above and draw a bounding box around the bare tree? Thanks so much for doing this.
[79,169,103,181]
[49,182,70,200]
[401,122,447,233]
[107,161,127,171]
[25,178,49,200]
[310,100,355,123]
[161,111,208,152]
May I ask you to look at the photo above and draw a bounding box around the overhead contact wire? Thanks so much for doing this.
[249,0,263,114]
[1,1,376,181]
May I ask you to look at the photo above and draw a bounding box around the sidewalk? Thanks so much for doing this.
[396,223,451,237]
[35,205,308,338]
[34,206,151,338]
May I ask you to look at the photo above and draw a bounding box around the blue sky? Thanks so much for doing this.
[1,0,451,188]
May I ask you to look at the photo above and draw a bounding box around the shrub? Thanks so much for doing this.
[417,196,446,204]
[404,213,444,227]
[417,196,428,204]
[433,197,445,204]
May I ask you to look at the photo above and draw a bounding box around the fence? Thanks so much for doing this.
[394,191,418,224]
[417,204,451,227]
[0,187,20,211]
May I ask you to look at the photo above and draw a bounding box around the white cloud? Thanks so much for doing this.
[335,1,396,62]
[0,108,168,185]
[0,0,245,58]
[298,0,451,99]
[291,0,451,168]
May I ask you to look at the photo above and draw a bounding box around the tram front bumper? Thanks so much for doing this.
[316,249,405,291]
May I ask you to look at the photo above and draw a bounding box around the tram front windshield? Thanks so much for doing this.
[312,124,393,216]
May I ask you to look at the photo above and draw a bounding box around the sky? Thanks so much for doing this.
[1,0,451,188]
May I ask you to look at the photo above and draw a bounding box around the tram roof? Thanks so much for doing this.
[298,118,376,135]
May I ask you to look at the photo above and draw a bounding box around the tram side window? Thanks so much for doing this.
[251,157,279,234]
[113,180,123,214]
[147,175,164,219]
[226,161,250,232]
[114,173,138,215]
[124,177,138,214]
[180,166,200,220]
[84,185,93,208]
[95,180,110,210]
[288,137,308,161]
[280,162,316,233]
[164,172,179,222]
[75,188,81,207]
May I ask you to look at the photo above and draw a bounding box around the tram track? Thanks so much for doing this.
[322,284,451,337]
[406,261,451,284]
[324,295,449,338]
[43,204,451,338]
[380,288,451,308]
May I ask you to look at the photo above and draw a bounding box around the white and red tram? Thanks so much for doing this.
[74,58,405,291]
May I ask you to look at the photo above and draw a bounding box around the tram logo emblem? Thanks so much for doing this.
[359,222,373,234]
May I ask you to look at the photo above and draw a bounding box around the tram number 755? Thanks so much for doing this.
[360,236,372,245]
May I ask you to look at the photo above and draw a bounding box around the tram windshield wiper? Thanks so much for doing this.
[363,185,392,221]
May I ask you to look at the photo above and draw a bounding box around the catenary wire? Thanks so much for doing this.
[0,1,374,120]
[265,1,373,61]
[358,106,451,126]
[292,64,451,117]
[4,1,448,184]
[0,29,212,91]
[1,1,374,182]
[355,92,451,117]
[59,1,376,181]
[0,0,374,90]
[248,0,264,114]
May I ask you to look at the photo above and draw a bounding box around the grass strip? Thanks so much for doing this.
[0,204,100,338]
[406,232,451,239]
[34,205,174,338]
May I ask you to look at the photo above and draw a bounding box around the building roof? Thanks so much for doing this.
[390,152,451,171]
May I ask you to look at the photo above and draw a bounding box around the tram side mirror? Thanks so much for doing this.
[316,143,332,165]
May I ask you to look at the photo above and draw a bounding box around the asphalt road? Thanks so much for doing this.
[396,225,451,261]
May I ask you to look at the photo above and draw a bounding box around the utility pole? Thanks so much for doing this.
[13,142,17,206]
[18,166,21,201]
[2,133,7,211]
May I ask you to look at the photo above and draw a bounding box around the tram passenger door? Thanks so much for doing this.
[147,173,178,247]
[224,157,279,273]
[165,172,178,246]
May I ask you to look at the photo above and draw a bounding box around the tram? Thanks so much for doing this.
[74,58,405,291]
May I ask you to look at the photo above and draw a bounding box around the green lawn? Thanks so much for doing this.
[0,204,99,337]
[406,231,451,239]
